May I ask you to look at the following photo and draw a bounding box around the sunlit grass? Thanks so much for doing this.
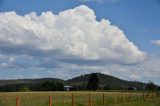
[0,91,159,106]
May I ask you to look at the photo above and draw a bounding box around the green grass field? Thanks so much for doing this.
[0,91,159,106]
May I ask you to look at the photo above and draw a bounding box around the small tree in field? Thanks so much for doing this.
[87,73,99,90]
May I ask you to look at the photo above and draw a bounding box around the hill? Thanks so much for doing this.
[0,78,64,86]
[0,73,147,91]
[66,73,146,90]
[0,78,64,92]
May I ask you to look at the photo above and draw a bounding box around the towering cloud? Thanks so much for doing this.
[0,5,145,64]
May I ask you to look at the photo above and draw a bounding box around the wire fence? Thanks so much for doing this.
[0,92,159,106]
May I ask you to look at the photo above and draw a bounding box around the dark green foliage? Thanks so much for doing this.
[19,86,30,91]
[0,73,156,91]
[103,85,111,90]
[87,73,99,90]
[0,81,64,92]
[146,80,156,90]
[55,82,64,91]
[0,78,63,86]
[40,81,64,91]
[0,84,35,92]
[67,73,146,90]
[0,78,64,92]
[41,81,56,91]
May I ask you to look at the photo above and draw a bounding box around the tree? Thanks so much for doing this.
[19,86,30,92]
[55,82,64,91]
[157,86,160,91]
[40,81,64,91]
[103,85,111,90]
[87,73,99,90]
[40,81,56,91]
[146,80,156,91]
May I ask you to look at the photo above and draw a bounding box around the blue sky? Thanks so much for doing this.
[0,0,160,85]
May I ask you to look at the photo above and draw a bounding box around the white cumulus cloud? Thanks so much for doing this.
[0,5,146,64]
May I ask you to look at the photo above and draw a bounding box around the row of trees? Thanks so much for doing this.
[0,73,159,92]
[40,81,64,91]
[0,81,64,92]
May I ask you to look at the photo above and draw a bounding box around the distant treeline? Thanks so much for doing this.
[0,81,64,92]
[0,81,160,92]
[0,73,160,92]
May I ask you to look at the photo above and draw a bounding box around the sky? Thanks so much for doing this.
[0,0,160,85]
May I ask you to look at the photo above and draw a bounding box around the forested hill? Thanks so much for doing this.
[66,73,146,90]
[0,78,64,86]
[0,73,147,90]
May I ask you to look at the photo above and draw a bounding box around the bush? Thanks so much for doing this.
[40,81,64,91]
[19,86,30,92]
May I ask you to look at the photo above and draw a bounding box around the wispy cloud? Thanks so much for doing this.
[151,40,160,46]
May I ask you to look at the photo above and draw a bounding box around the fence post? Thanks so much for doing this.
[89,93,92,106]
[102,93,104,104]
[72,94,74,106]
[16,97,20,106]
[49,96,52,106]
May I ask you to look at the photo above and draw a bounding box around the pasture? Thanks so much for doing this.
[0,91,160,106]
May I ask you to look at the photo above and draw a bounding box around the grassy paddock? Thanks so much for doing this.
[0,91,160,106]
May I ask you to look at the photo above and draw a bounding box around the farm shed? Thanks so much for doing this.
[64,86,77,91]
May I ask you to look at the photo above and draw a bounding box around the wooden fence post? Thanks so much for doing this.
[102,93,104,104]
[89,93,92,106]
[49,96,52,106]
[72,94,74,106]
[16,97,20,106]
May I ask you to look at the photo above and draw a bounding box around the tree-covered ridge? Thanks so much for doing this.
[67,73,147,90]
[0,73,159,91]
